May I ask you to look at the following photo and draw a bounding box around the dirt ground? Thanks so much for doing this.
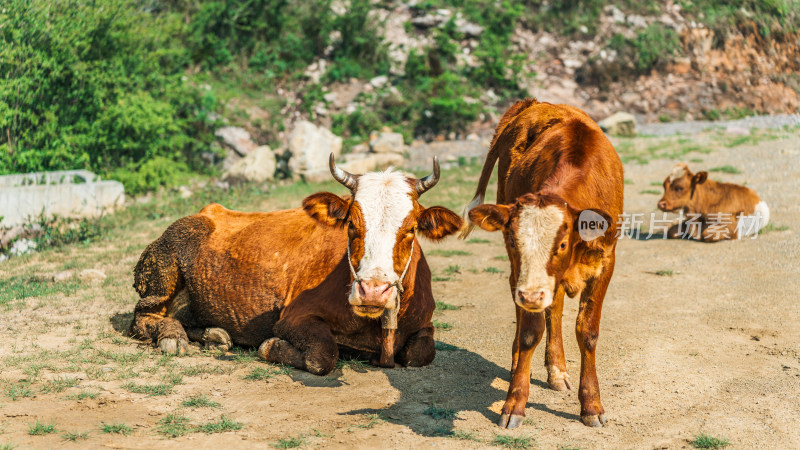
[1,130,798,449]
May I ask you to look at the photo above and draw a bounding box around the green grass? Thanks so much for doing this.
[708,165,741,174]
[182,394,220,408]
[351,413,385,430]
[40,377,79,394]
[61,431,89,442]
[5,382,33,400]
[335,357,369,371]
[443,265,461,276]
[650,181,663,186]
[557,444,582,450]
[624,179,634,185]
[758,223,789,234]
[435,301,461,311]
[434,341,460,351]
[67,391,100,400]
[493,255,508,261]
[450,429,479,441]
[272,436,306,448]
[197,415,244,434]
[123,382,173,396]
[0,444,15,450]
[493,434,537,449]
[0,275,84,306]
[427,249,470,257]
[690,433,730,449]
[639,189,662,195]
[466,238,490,244]
[101,423,133,435]
[432,276,451,282]
[432,320,453,331]
[653,270,676,276]
[156,414,193,438]
[243,365,292,381]
[484,267,503,274]
[424,406,458,420]
[28,421,56,436]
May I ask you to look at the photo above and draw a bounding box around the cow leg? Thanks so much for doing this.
[187,327,233,352]
[396,325,435,367]
[499,307,545,429]
[508,263,521,376]
[575,260,614,428]
[545,285,572,391]
[260,317,339,376]
[130,297,190,355]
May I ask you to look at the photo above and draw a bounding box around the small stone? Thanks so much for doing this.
[598,111,637,137]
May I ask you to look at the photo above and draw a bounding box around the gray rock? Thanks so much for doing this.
[224,146,277,184]
[598,112,637,137]
[457,22,483,38]
[215,127,258,157]
[288,121,343,180]
[411,14,446,28]
[370,131,406,154]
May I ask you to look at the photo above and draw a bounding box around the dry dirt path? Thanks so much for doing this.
[0,131,798,449]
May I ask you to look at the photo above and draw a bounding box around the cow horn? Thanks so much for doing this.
[415,156,440,196]
[329,153,357,191]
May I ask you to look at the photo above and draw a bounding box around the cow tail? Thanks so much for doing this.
[459,98,536,239]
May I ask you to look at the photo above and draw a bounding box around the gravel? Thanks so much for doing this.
[638,114,800,136]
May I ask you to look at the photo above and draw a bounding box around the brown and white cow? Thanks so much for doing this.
[129,155,462,375]
[657,163,769,241]
[460,99,624,428]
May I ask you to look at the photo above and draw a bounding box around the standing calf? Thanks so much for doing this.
[657,163,769,241]
[461,99,623,428]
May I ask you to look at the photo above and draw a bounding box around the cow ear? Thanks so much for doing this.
[417,206,463,241]
[572,208,615,245]
[302,192,350,227]
[468,204,513,232]
[692,171,708,185]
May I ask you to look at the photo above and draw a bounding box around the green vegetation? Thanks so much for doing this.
[182,394,220,409]
[272,436,307,449]
[759,223,789,234]
[493,434,537,449]
[433,320,453,331]
[196,415,244,434]
[640,189,662,195]
[156,414,193,438]
[690,433,731,449]
[484,267,503,274]
[424,405,458,420]
[0,276,83,307]
[28,421,56,436]
[444,265,461,276]
[435,301,461,311]
[467,238,490,244]
[61,431,89,442]
[4,381,33,400]
[709,165,742,174]
[654,270,676,277]
[428,249,470,257]
[101,423,133,435]
[243,365,291,381]
[122,382,173,396]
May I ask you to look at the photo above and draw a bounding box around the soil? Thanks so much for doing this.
[1,133,798,449]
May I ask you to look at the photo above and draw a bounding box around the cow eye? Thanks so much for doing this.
[674,186,683,193]
[560,242,567,250]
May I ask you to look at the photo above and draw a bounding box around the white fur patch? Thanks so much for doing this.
[515,204,563,310]
[352,169,413,282]
[737,201,770,237]
[669,164,688,182]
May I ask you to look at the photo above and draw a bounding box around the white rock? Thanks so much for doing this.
[53,271,74,282]
[288,121,343,180]
[457,22,483,38]
[214,127,258,157]
[369,75,388,88]
[79,269,106,283]
[598,112,637,136]
[370,131,405,154]
[224,146,277,183]
[178,186,193,199]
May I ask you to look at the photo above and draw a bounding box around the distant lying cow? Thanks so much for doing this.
[657,163,769,241]
[129,155,462,375]
[461,99,624,428]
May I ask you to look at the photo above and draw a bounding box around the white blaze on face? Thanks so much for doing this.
[669,164,688,182]
[515,204,564,310]
[352,169,413,283]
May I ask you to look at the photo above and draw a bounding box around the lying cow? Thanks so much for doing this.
[460,99,623,428]
[129,155,462,375]
[657,163,769,241]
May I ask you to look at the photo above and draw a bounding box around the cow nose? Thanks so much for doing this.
[356,281,393,306]
[517,290,546,311]
[658,200,667,210]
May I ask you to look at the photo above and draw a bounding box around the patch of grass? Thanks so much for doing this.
[450,429,479,441]
[758,223,789,234]
[424,405,458,420]
[243,365,292,381]
[5,382,33,400]
[443,265,461,276]
[624,179,634,185]
[639,189,662,195]
[432,320,453,331]
[196,415,244,434]
[182,394,220,409]
[483,267,503,274]
[690,158,704,163]
[101,423,133,435]
[653,270,676,277]
[467,238,490,244]
[493,255,509,261]
[28,421,56,436]
[335,357,369,371]
[161,372,184,386]
[493,434,537,449]
[272,435,306,449]
[61,431,89,442]
[435,301,461,311]
[352,413,385,430]
[156,414,193,438]
[0,275,84,306]
[650,181,663,186]
[690,433,730,449]
[40,377,79,394]
[432,276,451,282]
[67,391,100,400]
[428,249,470,257]
[557,444,582,450]
[123,382,173,396]
[708,165,741,174]
[434,341,460,351]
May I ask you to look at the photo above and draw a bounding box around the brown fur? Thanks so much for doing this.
[658,163,765,241]
[463,99,624,428]
[130,186,462,375]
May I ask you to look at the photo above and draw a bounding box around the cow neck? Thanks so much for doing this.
[345,238,415,330]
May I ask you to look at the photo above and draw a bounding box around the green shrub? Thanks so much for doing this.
[111,157,192,195]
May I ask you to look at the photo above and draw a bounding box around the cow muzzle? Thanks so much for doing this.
[657,200,675,212]
[350,280,397,318]
[516,289,553,312]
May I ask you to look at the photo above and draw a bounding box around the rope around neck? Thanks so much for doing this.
[346,237,415,330]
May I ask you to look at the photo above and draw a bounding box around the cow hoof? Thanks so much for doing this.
[159,337,189,355]
[257,337,280,361]
[202,327,232,352]
[581,413,607,428]
[498,413,524,429]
